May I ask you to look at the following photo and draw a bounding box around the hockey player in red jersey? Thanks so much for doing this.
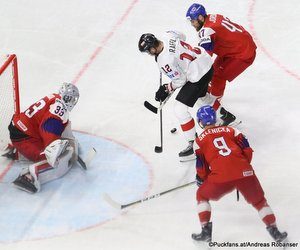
[8,82,80,193]
[186,3,257,101]
[192,105,287,243]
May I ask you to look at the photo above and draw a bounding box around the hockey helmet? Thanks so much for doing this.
[196,105,216,127]
[186,3,207,20]
[59,82,79,111]
[138,33,158,52]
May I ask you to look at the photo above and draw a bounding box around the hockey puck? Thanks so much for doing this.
[170,128,177,134]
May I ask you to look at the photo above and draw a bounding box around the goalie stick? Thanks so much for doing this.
[103,180,196,210]
[77,147,97,170]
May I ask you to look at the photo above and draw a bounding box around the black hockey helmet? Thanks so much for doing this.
[138,33,158,52]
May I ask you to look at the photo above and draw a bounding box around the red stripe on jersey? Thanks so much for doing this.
[36,163,53,175]
[180,118,195,131]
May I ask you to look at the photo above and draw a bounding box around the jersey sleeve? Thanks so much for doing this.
[233,128,253,163]
[194,138,211,180]
[198,27,215,53]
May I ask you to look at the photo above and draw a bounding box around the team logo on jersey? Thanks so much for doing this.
[17,120,28,132]
[209,14,217,23]
[167,71,179,79]
[243,170,253,177]
[200,37,211,44]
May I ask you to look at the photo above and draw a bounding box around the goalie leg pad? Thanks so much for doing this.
[13,162,44,193]
[44,139,70,167]
[37,146,74,185]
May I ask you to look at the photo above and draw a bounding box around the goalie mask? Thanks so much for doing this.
[59,83,79,111]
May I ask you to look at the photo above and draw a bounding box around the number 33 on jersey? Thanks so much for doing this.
[13,93,69,144]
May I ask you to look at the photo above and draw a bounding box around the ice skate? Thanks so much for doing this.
[267,225,288,242]
[1,144,17,160]
[219,107,238,126]
[179,140,196,162]
[192,222,212,242]
[13,166,40,194]
[13,174,38,193]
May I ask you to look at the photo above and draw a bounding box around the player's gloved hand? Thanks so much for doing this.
[155,84,170,102]
[196,174,204,187]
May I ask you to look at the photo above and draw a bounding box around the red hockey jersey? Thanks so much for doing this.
[198,14,256,59]
[195,126,254,183]
[12,94,69,147]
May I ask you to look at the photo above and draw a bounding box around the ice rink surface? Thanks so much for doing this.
[0,0,299,249]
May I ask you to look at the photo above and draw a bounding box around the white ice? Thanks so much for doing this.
[0,0,299,249]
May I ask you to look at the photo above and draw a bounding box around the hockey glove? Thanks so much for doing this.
[196,174,204,187]
[155,84,170,102]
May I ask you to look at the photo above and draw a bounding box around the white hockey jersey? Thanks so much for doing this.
[156,31,213,89]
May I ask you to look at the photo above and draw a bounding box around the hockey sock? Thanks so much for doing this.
[197,200,211,226]
[180,118,196,142]
[254,199,276,226]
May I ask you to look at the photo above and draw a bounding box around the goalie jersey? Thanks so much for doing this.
[12,94,69,147]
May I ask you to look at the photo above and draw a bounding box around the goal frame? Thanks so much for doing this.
[0,54,20,116]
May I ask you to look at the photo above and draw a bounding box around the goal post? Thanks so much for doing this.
[0,54,20,151]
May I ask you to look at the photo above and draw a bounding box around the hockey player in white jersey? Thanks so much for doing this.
[138,31,236,160]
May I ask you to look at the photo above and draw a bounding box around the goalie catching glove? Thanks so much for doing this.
[155,83,173,102]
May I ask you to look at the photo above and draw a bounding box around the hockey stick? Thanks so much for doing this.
[236,189,240,201]
[144,93,172,114]
[155,72,164,153]
[77,147,97,170]
[103,180,196,210]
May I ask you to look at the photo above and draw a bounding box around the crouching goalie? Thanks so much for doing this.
[7,82,79,193]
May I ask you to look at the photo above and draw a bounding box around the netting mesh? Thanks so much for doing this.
[0,55,17,151]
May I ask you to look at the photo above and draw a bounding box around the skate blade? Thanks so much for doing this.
[229,120,242,127]
[179,154,196,162]
[12,183,36,194]
[192,240,211,250]
[12,179,37,194]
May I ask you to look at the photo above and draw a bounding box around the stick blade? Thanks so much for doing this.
[103,193,122,210]
[77,156,87,170]
[154,146,163,153]
[144,101,158,114]
[84,147,97,166]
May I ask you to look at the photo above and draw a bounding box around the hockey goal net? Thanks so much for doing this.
[0,54,20,151]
